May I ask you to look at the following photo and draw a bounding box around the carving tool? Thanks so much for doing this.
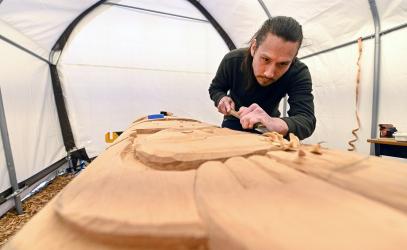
[228,109,269,134]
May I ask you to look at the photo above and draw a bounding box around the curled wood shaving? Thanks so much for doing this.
[264,132,301,152]
[348,37,363,151]
[263,132,282,141]
[289,133,300,149]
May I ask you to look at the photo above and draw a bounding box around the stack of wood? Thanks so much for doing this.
[4,116,407,250]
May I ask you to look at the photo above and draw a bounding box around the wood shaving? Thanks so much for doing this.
[264,132,301,151]
[310,143,323,155]
[0,174,75,247]
[289,133,300,149]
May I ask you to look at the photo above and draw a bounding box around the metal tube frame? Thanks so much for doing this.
[0,88,23,214]
[368,0,381,155]
[104,2,208,23]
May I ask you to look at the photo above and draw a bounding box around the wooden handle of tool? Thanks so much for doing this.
[228,109,240,119]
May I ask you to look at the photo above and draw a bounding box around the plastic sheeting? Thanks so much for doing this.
[58,2,228,157]
[0,40,65,193]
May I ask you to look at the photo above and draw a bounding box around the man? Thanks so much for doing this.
[208,16,316,140]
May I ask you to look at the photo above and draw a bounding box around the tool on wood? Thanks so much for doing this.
[105,111,173,143]
[148,114,165,120]
[228,109,269,134]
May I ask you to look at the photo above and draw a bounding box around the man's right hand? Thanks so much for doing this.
[217,96,235,115]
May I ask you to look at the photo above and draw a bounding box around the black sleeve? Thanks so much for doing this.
[209,55,231,107]
[281,65,316,140]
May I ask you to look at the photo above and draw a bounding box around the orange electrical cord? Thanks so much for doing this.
[348,37,363,151]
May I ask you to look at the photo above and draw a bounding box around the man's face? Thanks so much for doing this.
[250,33,299,87]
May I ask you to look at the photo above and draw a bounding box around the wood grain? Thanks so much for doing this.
[195,156,407,250]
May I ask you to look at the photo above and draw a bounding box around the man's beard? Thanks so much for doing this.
[256,76,275,86]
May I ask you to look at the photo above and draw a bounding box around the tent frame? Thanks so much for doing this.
[368,0,381,155]
[0,88,23,214]
[1,0,406,215]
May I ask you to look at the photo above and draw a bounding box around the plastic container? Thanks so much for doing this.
[394,132,407,142]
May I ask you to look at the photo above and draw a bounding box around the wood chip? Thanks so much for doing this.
[310,143,323,155]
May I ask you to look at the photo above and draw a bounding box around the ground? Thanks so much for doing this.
[0,174,75,247]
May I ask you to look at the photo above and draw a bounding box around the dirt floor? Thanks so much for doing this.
[0,174,75,247]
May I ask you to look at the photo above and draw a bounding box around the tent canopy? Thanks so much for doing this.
[1,0,406,197]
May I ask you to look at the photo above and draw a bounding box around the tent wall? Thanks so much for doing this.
[378,29,407,133]
[0,19,48,62]
[57,0,407,156]
[264,0,374,58]
[376,0,407,132]
[198,0,267,47]
[232,0,407,154]
[58,2,228,157]
[377,0,407,30]
[0,0,102,201]
[0,39,65,193]
[0,0,406,197]
[0,0,100,53]
[302,40,375,153]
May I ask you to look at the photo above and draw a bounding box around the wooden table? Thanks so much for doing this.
[368,138,407,158]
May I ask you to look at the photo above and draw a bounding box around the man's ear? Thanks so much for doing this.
[250,39,257,57]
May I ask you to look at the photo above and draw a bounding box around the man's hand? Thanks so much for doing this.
[217,96,235,115]
[238,103,267,129]
[238,103,288,135]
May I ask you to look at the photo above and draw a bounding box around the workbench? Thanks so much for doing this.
[368,138,407,159]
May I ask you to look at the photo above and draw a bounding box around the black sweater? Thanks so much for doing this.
[209,48,316,140]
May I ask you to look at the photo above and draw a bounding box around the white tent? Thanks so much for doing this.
[1,0,406,212]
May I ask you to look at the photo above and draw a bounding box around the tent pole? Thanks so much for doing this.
[104,2,208,23]
[0,35,49,63]
[0,88,23,214]
[257,0,271,18]
[368,0,381,155]
[186,0,236,50]
[49,0,107,153]
[300,23,406,60]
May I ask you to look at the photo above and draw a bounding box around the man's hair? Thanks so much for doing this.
[241,16,303,90]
